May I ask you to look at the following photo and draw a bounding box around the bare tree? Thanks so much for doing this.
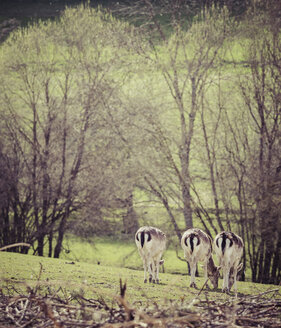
[208,2,281,284]
[0,5,136,257]
[118,1,233,237]
[240,24,281,283]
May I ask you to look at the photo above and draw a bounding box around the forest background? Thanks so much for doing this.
[0,0,280,285]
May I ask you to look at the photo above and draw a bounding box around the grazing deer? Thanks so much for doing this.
[214,231,244,293]
[181,228,220,289]
[135,226,166,284]
[229,263,243,291]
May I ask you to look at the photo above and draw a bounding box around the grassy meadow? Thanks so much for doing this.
[0,247,276,307]
[1,228,277,306]
[59,235,188,275]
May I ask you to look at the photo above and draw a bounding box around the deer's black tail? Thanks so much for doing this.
[136,231,152,248]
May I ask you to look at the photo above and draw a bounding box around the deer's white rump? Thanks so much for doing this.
[181,228,220,289]
[214,231,244,293]
[135,226,166,284]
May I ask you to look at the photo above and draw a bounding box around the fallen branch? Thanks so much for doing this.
[0,243,31,252]
[0,276,280,327]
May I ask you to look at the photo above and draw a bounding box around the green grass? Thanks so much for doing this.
[2,247,276,306]
[59,235,188,275]
[59,234,254,281]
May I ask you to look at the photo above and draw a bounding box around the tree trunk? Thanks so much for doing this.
[54,215,66,258]
[37,234,45,257]
[48,231,53,258]
[2,208,10,246]
[180,77,198,229]
[182,183,193,228]
[122,193,139,234]
[272,230,281,284]
[257,239,265,283]
[144,176,182,242]
[200,104,224,232]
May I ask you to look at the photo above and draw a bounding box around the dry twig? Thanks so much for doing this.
[0,273,280,327]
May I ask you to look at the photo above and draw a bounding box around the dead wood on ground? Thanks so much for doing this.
[0,278,280,327]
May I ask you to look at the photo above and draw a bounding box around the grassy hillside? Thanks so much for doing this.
[59,234,256,281]
[1,251,280,327]
[1,251,276,305]
[59,235,188,275]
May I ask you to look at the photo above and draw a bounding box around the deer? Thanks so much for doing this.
[229,263,244,291]
[181,228,220,289]
[135,226,166,284]
[214,231,244,293]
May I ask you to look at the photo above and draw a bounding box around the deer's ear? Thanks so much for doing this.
[217,266,222,271]
[159,259,164,265]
